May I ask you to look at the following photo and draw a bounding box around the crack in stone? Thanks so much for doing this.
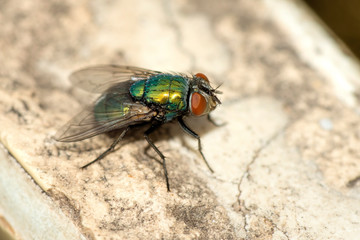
[241,200,291,240]
[265,216,291,240]
[235,121,291,237]
[237,122,290,205]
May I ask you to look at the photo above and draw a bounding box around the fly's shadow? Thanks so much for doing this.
[87,116,220,166]
[80,116,219,171]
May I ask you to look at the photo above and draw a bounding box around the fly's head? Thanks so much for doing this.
[189,73,221,117]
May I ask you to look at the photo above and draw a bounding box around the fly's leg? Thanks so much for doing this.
[207,114,226,127]
[178,117,214,173]
[81,127,130,169]
[144,123,170,191]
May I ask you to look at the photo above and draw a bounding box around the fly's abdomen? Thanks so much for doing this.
[130,74,189,120]
[94,93,130,123]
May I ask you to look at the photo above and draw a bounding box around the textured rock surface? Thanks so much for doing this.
[1,0,360,239]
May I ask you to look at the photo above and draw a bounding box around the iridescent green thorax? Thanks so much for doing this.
[130,74,189,121]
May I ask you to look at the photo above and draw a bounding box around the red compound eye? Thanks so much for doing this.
[191,92,207,116]
[195,73,209,82]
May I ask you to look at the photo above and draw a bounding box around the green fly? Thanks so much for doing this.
[56,65,221,191]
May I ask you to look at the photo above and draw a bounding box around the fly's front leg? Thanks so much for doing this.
[178,117,214,173]
[81,127,130,169]
[144,123,170,191]
[207,114,226,127]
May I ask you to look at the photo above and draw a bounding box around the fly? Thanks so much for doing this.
[55,65,222,191]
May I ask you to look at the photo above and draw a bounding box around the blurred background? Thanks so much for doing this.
[305,0,360,59]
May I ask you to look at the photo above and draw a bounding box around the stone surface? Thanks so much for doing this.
[1,0,360,239]
[0,145,84,240]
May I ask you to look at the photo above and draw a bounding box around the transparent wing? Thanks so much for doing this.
[70,65,161,93]
[55,91,157,142]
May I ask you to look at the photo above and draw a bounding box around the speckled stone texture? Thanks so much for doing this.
[1,0,360,239]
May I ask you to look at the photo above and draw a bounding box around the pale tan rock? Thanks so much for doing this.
[1,0,360,239]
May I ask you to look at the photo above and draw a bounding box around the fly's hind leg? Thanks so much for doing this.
[81,127,130,169]
[178,117,214,173]
[144,123,170,191]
